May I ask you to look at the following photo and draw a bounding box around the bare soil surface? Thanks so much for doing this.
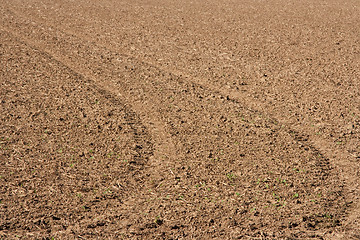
[1,0,359,239]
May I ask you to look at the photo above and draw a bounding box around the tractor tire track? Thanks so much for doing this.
[1,2,358,238]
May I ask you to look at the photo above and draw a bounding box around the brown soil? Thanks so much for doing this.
[1,0,359,239]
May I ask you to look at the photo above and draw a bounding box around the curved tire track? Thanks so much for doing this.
[1,4,358,238]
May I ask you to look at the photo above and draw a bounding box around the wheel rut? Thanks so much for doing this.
[12,27,178,176]
[1,3,359,238]
[4,5,358,209]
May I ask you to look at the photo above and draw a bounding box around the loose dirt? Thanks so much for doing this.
[1,0,359,239]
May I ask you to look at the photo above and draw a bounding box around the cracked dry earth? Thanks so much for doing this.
[0,0,359,239]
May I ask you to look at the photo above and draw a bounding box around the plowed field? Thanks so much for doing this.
[1,0,359,239]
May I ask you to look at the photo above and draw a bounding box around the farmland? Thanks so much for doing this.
[1,0,359,238]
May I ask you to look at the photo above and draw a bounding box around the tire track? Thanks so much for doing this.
[0,7,178,179]
[0,28,157,239]
[1,5,358,237]
[1,27,157,191]
[26,9,359,236]
[0,25,177,181]
[4,4,358,191]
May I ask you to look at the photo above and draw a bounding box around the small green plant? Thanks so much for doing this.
[293,193,299,198]
[273,192,280,201]
[226,173,235,181]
